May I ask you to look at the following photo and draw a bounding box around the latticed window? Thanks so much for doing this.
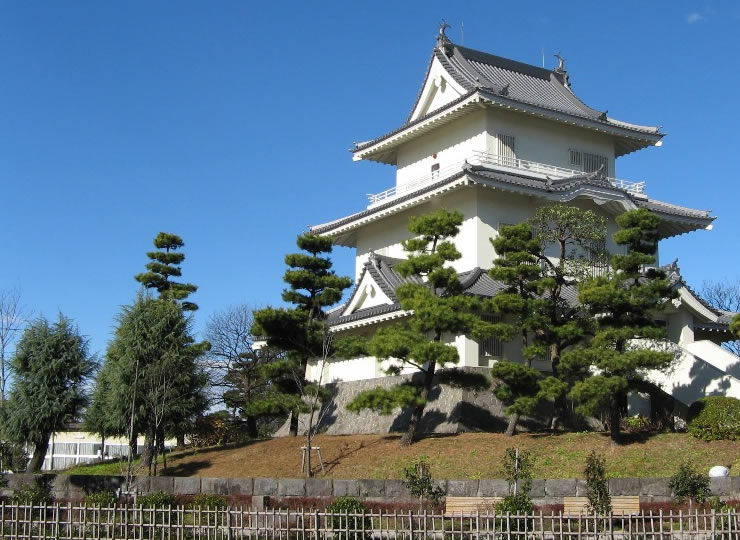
[497,133,516,167]
[569,149,582,167]
[589,238,608,277]
[479,315,503,365]
[583,152,608,176]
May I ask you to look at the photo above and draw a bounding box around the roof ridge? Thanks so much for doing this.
[453,43,553,80]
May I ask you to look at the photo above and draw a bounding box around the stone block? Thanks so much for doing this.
[640,477,671,497]
[278,478,306,497]
[575,478,588,497]
[229,478,253,495]
[149,476,175,494]
[384,480,411,499]
[69,475,124,495]
[202,477,229,495]
[52,475,70,494]
[435,479,448,496]
[446,480,478,497]
[359,479,384,497]
[731,476,740,497]
[253,478,278,496]
[333,479,360,497]
[174,477,201,495]
[132,476,149,494]
[609,477,640,496]
[529,479,545,498]
[305,478,332,497]
[478,479,509,497]
[7,473,33,489]
[545,479,576,497]
[710,477,732,496]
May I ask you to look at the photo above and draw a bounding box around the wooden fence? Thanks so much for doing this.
[0,503,737,539]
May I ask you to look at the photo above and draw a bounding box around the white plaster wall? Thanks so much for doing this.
[485,108,617,177]
[648,341,740,406]
[411,58,467,120]
[396,109,486,188]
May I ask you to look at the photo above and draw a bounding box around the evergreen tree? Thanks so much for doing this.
[4,315,94,472]
[346,209,492,447]
[252,233,352,437]
[135,232,198,311]
[488,223,552,436]
[86,296,208,475]
[731,314,740,338]
[562,208,676,444]
[528,205,607,428]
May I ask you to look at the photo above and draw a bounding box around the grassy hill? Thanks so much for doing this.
[63,432,740,480]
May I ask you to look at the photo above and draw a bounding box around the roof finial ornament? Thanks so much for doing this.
[554,52,566,73]
[437,20,452,49]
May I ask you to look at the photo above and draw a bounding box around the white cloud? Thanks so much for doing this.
[686,12,705,23]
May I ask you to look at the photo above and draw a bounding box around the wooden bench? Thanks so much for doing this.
[563,496,640,515]
[445,496,502,515]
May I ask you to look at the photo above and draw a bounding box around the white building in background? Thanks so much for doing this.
[39,426,174,471]
[307,27,738,418]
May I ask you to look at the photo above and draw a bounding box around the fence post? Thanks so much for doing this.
[314,509,319,540]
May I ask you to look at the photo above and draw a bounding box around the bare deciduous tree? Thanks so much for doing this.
[204,305,272,438]
[0,287,31,402]
[701,279,740,355]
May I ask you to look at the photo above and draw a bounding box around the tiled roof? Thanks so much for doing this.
[329,256,580,327]
[355,42,662,157]
[310,165,713,236]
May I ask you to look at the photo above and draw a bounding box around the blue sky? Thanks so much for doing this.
[1,1,739,357]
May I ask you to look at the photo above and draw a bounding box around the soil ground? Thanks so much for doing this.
[65,432,740,479]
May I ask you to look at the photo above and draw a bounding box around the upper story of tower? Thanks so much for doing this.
[310,29,714,274]
[352,29,663,207]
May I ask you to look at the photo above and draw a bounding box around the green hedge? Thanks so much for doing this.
[687,396,740,441]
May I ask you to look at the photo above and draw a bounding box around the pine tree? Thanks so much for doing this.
[731,314,740,338]
[135,232,198,311]
[488,223,551,436]
[346,209,492,447]
[252,233,352,437]
[528,205,607,428]
[562,208,676,444]
[4,315,94,472]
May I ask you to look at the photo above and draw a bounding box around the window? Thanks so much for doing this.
[583,152,608,176]
[569,149,582,167]
[497,133,516,167]
[589,238,608,277]
[479,315,503,364]
[431,162,440,179]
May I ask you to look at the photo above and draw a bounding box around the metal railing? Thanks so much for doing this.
[1,504,738,539]
[367,150,646,206]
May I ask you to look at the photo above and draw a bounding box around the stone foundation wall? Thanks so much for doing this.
[275,368,556,436]
[5,474,739,505]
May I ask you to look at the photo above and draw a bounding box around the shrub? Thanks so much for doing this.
[137,491,176,508]
[326,497,371,537]
[496,493,533,515]
[84,491,118,507]
[687,397,740,441]
[669,461,711,508]
[584,450,611,515]
[622,415,651,433]
[11,477,53,505]
[190,494,227,508]
[402,456,444,507]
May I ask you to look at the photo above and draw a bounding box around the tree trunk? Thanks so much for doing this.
[129,432,138,460]
[141,429,155,475]
[176,433,185,447]
[26,434,51,472]
[505,413,520,437]
[609,402,621,445]
[288,409,299,437]
[246,415,258,439]
[400,363,436,447]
